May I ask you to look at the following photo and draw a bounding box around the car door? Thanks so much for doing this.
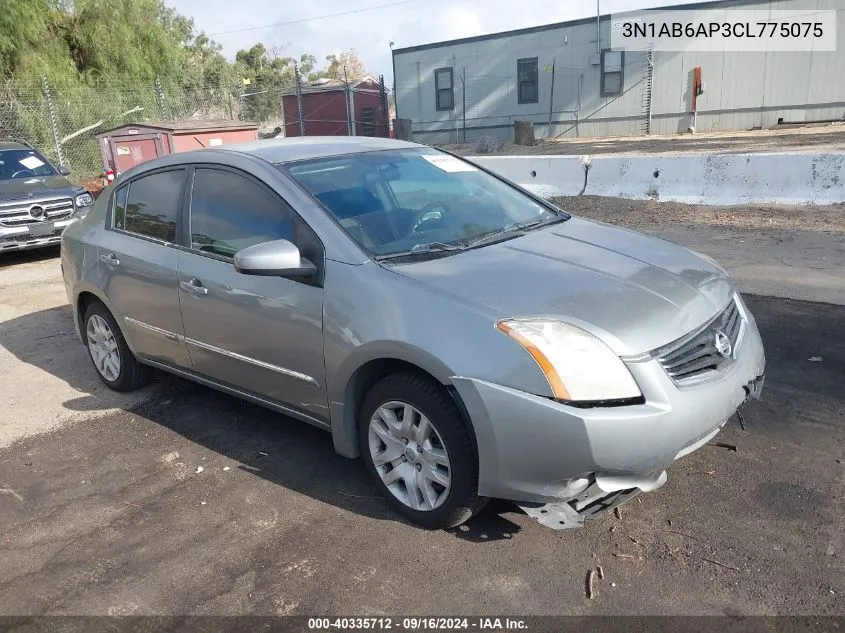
[176,166,328,422]
[100,168,190,367]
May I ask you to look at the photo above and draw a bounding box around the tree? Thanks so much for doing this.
[322,49,368,82]
[235,44,295,123]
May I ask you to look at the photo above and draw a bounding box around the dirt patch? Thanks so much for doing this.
[449,123,845,157]
[553,196,845,233]
[79,177,106,199]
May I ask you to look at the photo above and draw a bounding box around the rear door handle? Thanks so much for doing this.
[100,252,119,267]
[180,278,208,296]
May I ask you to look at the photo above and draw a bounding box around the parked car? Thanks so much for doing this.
[0,140,94,253]
[61,137,765,530]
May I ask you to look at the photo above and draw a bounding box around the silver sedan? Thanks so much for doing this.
[61,137,765,529]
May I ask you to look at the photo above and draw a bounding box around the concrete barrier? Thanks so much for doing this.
[470,152,845,205]
[471,155,587,197]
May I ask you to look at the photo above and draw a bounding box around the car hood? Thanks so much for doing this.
[0,175,80,202]
[389,217,733,356]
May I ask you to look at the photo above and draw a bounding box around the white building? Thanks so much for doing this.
[391,0,845,143]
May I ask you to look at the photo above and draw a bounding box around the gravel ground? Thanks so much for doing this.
[0,206,843,616]
[448,123,845,157]
[0,295,842,615]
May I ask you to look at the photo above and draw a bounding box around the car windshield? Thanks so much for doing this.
[0,149,57,180]
[281,148,567,259]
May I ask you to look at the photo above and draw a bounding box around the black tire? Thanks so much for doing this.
[359,372,487,529]
[83,300,150,392]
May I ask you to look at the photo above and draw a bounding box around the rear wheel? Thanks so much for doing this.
[83,301,150,392]
[359,372,486,529]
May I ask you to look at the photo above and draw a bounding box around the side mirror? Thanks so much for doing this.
[58,165,71,176]
[234,239,317,279]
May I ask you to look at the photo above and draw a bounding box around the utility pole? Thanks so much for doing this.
[343,65,353,136]
[41,76,64,168]
[596,0,601,54]
[548,57,556,136]
[294,62,305,136]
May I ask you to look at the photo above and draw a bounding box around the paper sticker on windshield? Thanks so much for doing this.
[19,155,45,170]
[421,154,478,173]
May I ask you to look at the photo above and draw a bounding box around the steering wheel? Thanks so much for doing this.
[410,201,451,234]
[11,169,36,178]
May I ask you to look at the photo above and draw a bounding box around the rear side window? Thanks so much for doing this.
[113,185,128,229]
[188,168,295,259]
[119,169,185,242]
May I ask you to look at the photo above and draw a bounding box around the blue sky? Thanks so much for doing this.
[166,0,704,80]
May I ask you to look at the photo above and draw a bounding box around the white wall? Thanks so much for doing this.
[393,0,845,142]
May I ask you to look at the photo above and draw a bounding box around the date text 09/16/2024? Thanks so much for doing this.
[307,617,528,630]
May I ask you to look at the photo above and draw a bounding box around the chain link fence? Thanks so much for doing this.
[0,74,390,185]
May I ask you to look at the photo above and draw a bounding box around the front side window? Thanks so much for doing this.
[434,67,454,111]
[0,149,57,180]
[517,57,538,104]
[189,168,295,259]
[119,169,184,242]
[283,148,566,259]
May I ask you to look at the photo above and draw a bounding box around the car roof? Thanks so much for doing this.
[0,140,34,151]
[219,136,423,164]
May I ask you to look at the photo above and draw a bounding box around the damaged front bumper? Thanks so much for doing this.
[451,307,766,529]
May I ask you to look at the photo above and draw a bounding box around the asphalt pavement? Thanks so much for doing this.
[0,295,842,616]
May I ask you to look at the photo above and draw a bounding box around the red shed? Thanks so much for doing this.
[283,76,388,138]
[96,120,259,175]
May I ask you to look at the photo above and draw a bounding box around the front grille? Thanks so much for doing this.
[0,197,74,227]
[1,229,63,246]
[656,297,744,383]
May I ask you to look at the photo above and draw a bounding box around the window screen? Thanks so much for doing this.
[601,50,624,96]
[434,67,454,111]
[517,58,538,104]
[121,169,184,242]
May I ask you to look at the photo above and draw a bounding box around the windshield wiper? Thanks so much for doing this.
[375,241,463,262]
[464,215,565,250]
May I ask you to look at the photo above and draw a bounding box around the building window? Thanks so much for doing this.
[517,57,539,104]
[601,50,624,96]
[360,107,377,136]
[434,67,454,111]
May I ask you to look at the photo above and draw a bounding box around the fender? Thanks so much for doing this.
[328,340,457,458]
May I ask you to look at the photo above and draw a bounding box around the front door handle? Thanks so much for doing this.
[100,252,120,267]
[180,278,208,296]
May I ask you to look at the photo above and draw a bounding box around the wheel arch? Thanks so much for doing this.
[74,288,132,351]
[329,345,475,459]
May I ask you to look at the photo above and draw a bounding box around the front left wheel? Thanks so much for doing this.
[83,301,150,392]
[359,372,487,529]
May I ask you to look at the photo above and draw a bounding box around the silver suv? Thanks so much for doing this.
[61,137,765,530]
[1,140,93,253]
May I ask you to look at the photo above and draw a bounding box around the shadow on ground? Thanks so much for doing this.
[1,294,842,538]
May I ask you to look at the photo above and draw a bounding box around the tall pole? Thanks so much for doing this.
[596,0,601,54]
[41,76,64,167]
[547,58,556,137]
[343,66,353,136]
[379,75,389,138]
[294,62,305,136]
[461,67,466,144]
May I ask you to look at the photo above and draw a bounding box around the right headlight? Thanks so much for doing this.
[496,319,641,402]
